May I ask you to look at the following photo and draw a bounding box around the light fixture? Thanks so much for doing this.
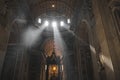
[52,21,57,28]
[52,66,57,71]
[52,4,55,8]
[44,20,49,26]
[60,21,64,26]
[38,18,41,23]
[45,50,63,80]
[67,19,71,24]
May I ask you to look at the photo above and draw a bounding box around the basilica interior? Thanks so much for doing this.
[0,0,120,80]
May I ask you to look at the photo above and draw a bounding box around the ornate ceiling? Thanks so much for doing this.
[27,0,79,18]
[26,0,82,56]
[0,0,83,56]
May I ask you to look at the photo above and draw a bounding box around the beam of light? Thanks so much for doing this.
[60,21,64,27]
[100,54,114,71]
[52,21,57,28]
[44,20,49,26]
[22,25,45,47]
[90,45,96,54]
[38,18,41,23]
[63,21,114,72]
[53,23,67,56]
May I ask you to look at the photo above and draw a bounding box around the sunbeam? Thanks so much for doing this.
[100,54,114,71]
[53,25,67,56]
[22,25,46,47]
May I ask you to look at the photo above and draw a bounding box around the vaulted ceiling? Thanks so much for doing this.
[0,0,83,56]
[24,0,82,56]
[27,0,80,18]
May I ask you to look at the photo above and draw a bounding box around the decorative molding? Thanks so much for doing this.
[109,1,120,41]
[109,0,120,10]
[0,1,9,16]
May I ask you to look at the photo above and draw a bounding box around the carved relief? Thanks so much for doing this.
[0,0,9,27]
[0,1,9,16]
[114,8,120,38]
[110,1,120,40]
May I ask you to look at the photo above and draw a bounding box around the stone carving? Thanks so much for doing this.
[0,0,9,16]
[110,1,120,41]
